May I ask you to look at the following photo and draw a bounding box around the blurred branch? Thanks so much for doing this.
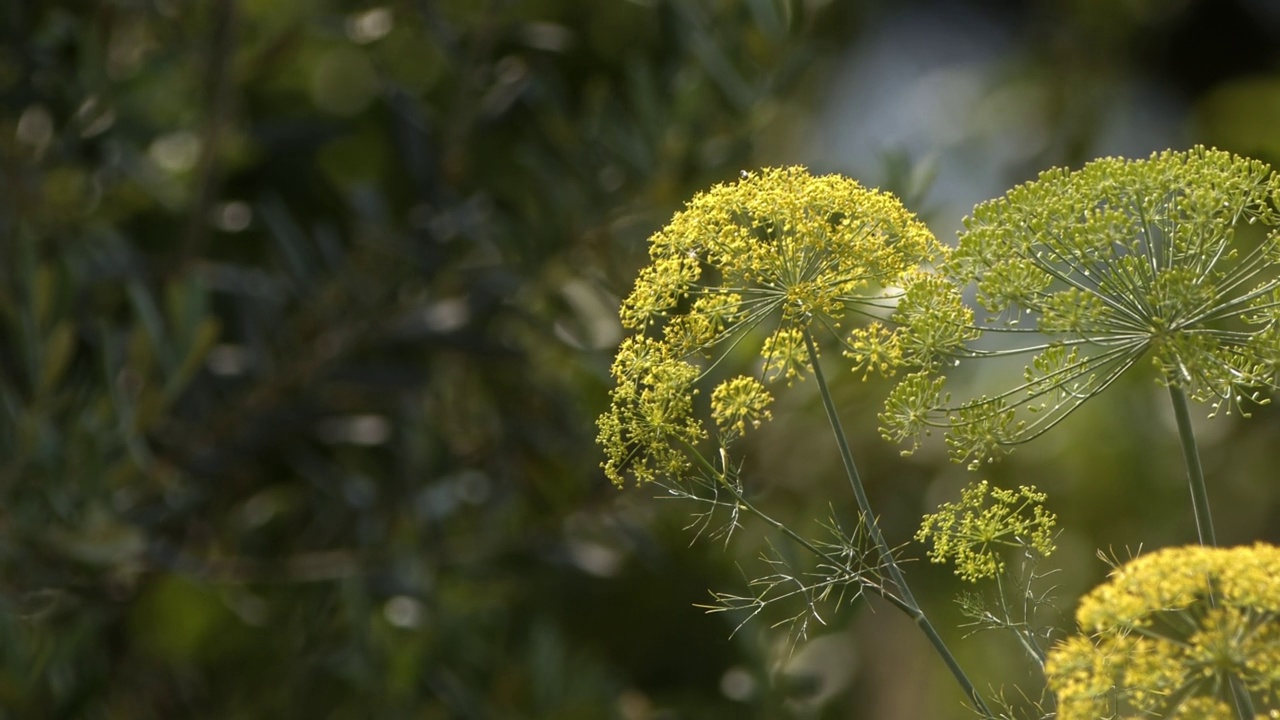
[178,0,238,269]
[147,544,371,584]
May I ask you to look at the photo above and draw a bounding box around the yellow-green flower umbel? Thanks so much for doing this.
[883,147,1280,469]
[598,167,959,487]
[916,480,1057,583]
[598,167,998,719]
[1046,543,1280,719]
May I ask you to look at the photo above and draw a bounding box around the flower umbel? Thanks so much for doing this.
[621,166,958,366]
[916,480,1057,582]
[710,375,773,442]
[600,167,952,486]
[596,336,705,486]
[1046,543,1280,719]
[888,147,1280,467]
[598,168,999,717]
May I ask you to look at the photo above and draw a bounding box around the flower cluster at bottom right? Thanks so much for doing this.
[1047,543,1280,719]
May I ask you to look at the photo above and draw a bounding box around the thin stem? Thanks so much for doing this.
[804,331,995,719]
[1228,678,1257,720]
[1166,385,1255,719]
[1167,385,1216,547]
[995,572,1046,669]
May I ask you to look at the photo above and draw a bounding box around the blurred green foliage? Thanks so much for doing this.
[0,1,834,716]
[1,1,1279,719]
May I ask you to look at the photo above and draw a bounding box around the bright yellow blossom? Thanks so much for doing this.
[600,167,957,486]
[710,376,773,440]
[1046,543,1280,719]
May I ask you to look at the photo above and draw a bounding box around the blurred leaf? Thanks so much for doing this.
[35,321,76,397]
[129,575,234,663]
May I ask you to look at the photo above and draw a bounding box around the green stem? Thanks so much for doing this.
[995,573,1046,669]
[1167,385,1216,547]
[1228,679,1257,720]
[1166,386,1255,719]
[804,332,994,719]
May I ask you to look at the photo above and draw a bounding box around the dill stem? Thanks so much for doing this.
[1167,385,1256,718]
[805,331,994,719]
[1167,385,1217,547]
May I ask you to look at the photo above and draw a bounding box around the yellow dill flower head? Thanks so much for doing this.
[600,167,955,486]
[915,480,1057,582]
[1046,543,1280,719]
[886,146,1280,467]
[596,336,706,486]
[619,166,959,368]
[709,375,773,441]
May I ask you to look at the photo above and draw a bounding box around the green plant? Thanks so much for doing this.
[884,147,1280,545]
[599,148,1280,720]
[1046,544,1280,719]
[1,2,825,717]
[598,166,997,716]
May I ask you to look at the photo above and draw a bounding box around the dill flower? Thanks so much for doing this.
[709,375,773,441]
[916,480,1057,582]
[1046,543,1280,719]
[600,167,958,486]
[600,168,1000,718]
[883,146,1280,467]
[597,336,705,486]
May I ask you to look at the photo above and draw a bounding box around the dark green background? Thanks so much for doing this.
[2,1,1278,718]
